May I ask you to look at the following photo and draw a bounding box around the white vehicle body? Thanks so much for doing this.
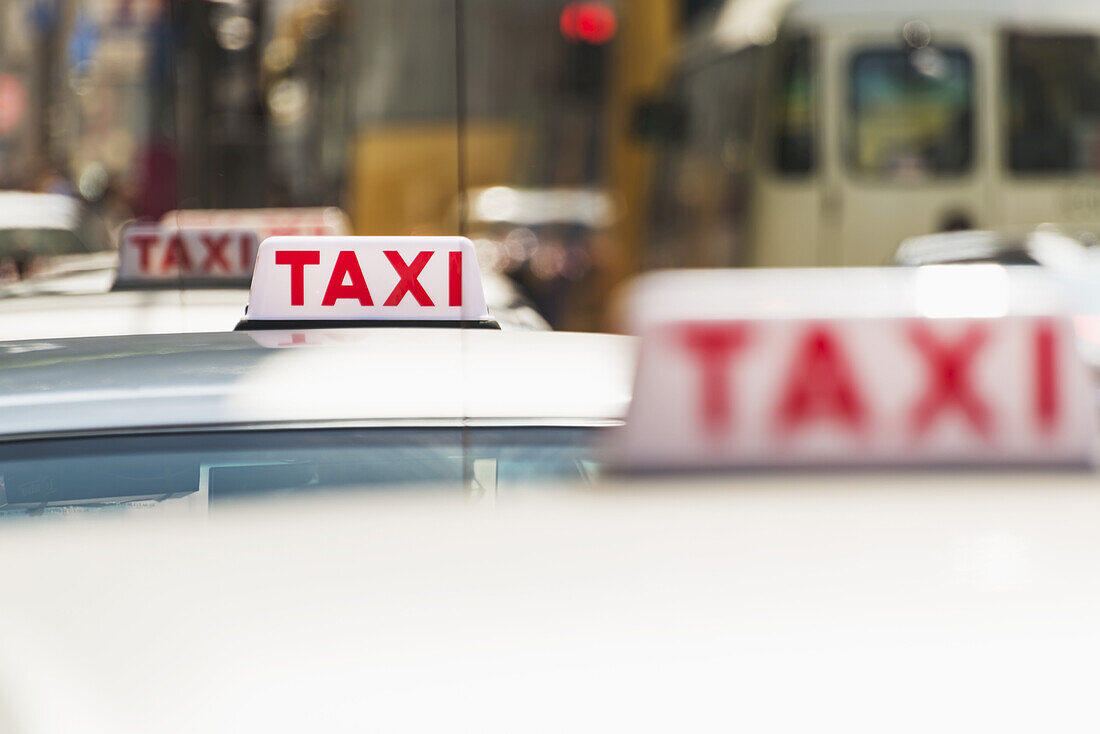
[647,0,1100,268]
[2,252,1097,732]
[1,476,1098,732]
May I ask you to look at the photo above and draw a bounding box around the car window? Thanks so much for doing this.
[1006,33,1100,173]
[772,35,815,175]
[0,427,603,520]
[849,47,974,179]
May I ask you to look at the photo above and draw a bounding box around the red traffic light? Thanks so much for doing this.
[560,2,617,45]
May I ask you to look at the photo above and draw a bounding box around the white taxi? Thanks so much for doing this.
[0,236,632,516]
[0,209,551,339]
[0,207,348,340]
[2,267,1100,732]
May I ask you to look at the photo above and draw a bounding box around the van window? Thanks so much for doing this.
[849,48,973,179]
[1006,33,1100,174]
[772,36,815,174]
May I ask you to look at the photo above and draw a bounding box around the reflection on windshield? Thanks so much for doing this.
[0,427,600,521]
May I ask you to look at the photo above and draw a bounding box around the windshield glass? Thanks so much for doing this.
[0,427,601,520]
[848,47,973,179]
[1006,33,1100,173]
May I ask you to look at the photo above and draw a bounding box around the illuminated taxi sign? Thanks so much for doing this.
[116,224,258,287]
[613,267,1096,470]
[238,236,492,328]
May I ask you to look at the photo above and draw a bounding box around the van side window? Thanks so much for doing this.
[772,36,815,175]
[849,48,973,179]
[1006,33,1100,173]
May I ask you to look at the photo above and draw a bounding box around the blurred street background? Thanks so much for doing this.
[4,0,1100,329]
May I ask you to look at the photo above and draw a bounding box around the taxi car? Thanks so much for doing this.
[0,209,549,339]
[0,236,632,517]
[0,266,1097,732]
[0,224,258,339]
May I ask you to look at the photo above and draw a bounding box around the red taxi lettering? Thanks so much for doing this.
[775,326,867,435]
[680,324,751,439]
[908,324,991,438]
[449,251,463,307]
[275,250,320,306]
[384,251,434,307]
[322,250,373,306]
[672,320,1068,443]
[270,247,469,309]
[1035,321,1059,432]
[199,233,231,272]
[129,234,158,271]
[161,235,193,272]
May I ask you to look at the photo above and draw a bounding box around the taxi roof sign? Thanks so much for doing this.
[115,223,259,288]
[612,267,1097,470]
[237,236,494,329]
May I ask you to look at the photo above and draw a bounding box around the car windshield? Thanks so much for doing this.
[0,427,602,520]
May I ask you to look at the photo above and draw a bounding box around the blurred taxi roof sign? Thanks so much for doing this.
[115,223,258,289]
[236,236,494,330]
[612,266,1096,470]
[160,207,352,239]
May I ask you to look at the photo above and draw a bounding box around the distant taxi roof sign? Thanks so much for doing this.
[116,223,259,288]
[612,267,1097,470]
[237,236,494,329]
[160,207,352,238]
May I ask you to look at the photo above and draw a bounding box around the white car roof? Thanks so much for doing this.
[1,475,1098,732]
[0,329,635,439]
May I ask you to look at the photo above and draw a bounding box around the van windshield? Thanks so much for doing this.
[849,47,973,179]
[1006,33,1100,174]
